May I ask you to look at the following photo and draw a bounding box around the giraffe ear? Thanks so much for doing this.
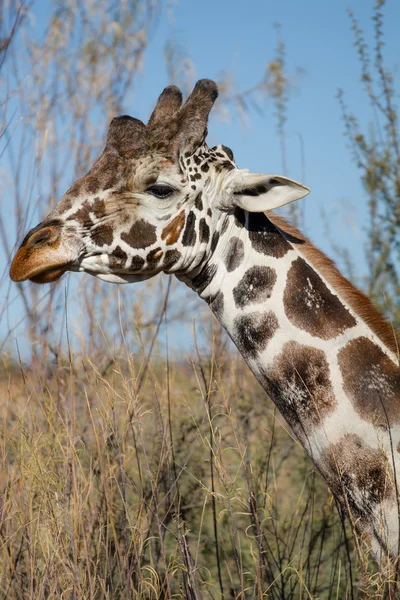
[225,172,310,212]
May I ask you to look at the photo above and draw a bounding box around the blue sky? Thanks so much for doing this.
[2,0,399,357]
[65,0,398,273]
[168,0,397,270]
[135,0,398,273]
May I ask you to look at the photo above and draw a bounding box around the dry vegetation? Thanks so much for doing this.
[0,1,399,598]
[0,283,395,599]
[0,310,371,599]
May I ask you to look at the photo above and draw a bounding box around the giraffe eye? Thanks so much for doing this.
[146,184,174,199]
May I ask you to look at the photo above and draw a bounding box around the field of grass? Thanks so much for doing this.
[0,307,395,600]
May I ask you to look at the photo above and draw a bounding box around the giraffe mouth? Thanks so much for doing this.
[10,233,74,285]
[10,255,72,284]
[29,264,72,284]
[9,222,78,284]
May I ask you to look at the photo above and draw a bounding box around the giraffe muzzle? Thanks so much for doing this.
[10,224,73,284]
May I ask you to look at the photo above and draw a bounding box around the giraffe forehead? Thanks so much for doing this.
[74,153,175,194]
[131,154,178,184]
[61,144,232,221]
[54,154,181,224]
[64,153,127,200]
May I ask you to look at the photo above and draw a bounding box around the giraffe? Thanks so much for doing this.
[9,79,400,573]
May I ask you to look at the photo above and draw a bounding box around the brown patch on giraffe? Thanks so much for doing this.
[268,212,400,355]
[161,211,186,245]
[225,237,244,272]
[68,154,125,198]
[66,182,82,198]
[67,155,122,200]
[182,211,197,246]
[248,212,291,258]
[121,219,157,249]
[199,218,210,244]
[108,246,128,269]
[92,197,107,219]
[85,175,101,195]
[321,433,395,521]
[90,224,114,246]
[233,311,278,360]
[131,256,145,271]
[194,193,203,211]
[210,230,219,253]
[262,341,336,436]
[163,249,181,270]
[146,247,163,268]
[283,257,357,339]
[102,171,119,190]
[338,337,400,427]
[112,246,127,260]
[233,266,277,309]
[67,200,94,228]
[54,196,73,213]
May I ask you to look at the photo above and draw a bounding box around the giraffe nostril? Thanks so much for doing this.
[26,227,54,248]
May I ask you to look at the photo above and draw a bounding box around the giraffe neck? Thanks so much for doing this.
[180,208,400,564]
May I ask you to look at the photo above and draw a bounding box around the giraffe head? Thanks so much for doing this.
[10,80,309,286]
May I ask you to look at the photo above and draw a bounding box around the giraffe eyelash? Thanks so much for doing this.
[145,183,175,199]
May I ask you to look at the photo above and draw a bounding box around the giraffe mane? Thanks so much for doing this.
[267,211,400,357]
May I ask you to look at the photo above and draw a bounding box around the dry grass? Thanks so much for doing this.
[0,308,390,600]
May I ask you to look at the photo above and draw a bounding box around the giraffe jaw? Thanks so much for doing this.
[95,273,152,284]
[71,257,153,284]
